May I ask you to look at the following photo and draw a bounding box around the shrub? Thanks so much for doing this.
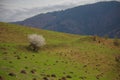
[92,35,98,41]
[115,55,120,62]
[113,36,120,46]
[28,34,46,52]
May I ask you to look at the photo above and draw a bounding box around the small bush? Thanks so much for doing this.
[113,36,120,46]
[92,36,97,41]
[115,55,120,62]
[28,34,46,52]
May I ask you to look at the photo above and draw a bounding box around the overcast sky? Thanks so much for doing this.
[0,0,119,22]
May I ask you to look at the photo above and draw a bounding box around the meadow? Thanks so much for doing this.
[0,22,120,80]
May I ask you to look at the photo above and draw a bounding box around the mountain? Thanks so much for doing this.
[14,1,120,38]
[0,22,120,80]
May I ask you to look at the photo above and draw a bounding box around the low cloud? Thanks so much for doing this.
[0,3,77,22]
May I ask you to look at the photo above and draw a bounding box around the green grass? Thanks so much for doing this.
[0,22,120,80]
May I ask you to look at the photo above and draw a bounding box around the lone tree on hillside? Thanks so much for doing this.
[28,34,46,52]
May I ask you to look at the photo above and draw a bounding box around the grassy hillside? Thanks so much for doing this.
[0,22,120,80]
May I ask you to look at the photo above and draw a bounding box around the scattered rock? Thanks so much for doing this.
[32,78,37,80]
[9,61,12,63]
[0,76,4,80]
[119,74,120,77]
[79,76,87,79]
[69,72,73,74]
[41,74,46,76]
[3,52,7,54]
[30,69,36,74]
[85,70,87,73]
[44,63,47,65]
[83,65,87,68]
[66,75,72,78]
[43,77,48,80]
[51,74,56,77]
[20,70,27,74]
[8,72,16,76]
[61,77,66,80]
[24,56,27,59]
[24,66,28,69]
[53,64,55,65]
[56,61,58,63]
[46,75,50,77]
[1,47,6,50]
[3,57,8,60]
[96,76,100,79]
[63,72,66,74]
[96,73,103,79]
[15,55,20,59]
[115,55,120,62]
[13,52,16,54]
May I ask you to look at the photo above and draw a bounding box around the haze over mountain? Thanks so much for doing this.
[14,1,120,38]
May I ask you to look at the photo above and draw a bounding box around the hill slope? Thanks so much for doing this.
[14,1,120,38]
[0,22,120,80]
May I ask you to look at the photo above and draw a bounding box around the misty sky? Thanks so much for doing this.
[0,0,119,22]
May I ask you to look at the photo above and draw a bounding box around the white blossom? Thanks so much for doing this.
[28,34,46,47]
